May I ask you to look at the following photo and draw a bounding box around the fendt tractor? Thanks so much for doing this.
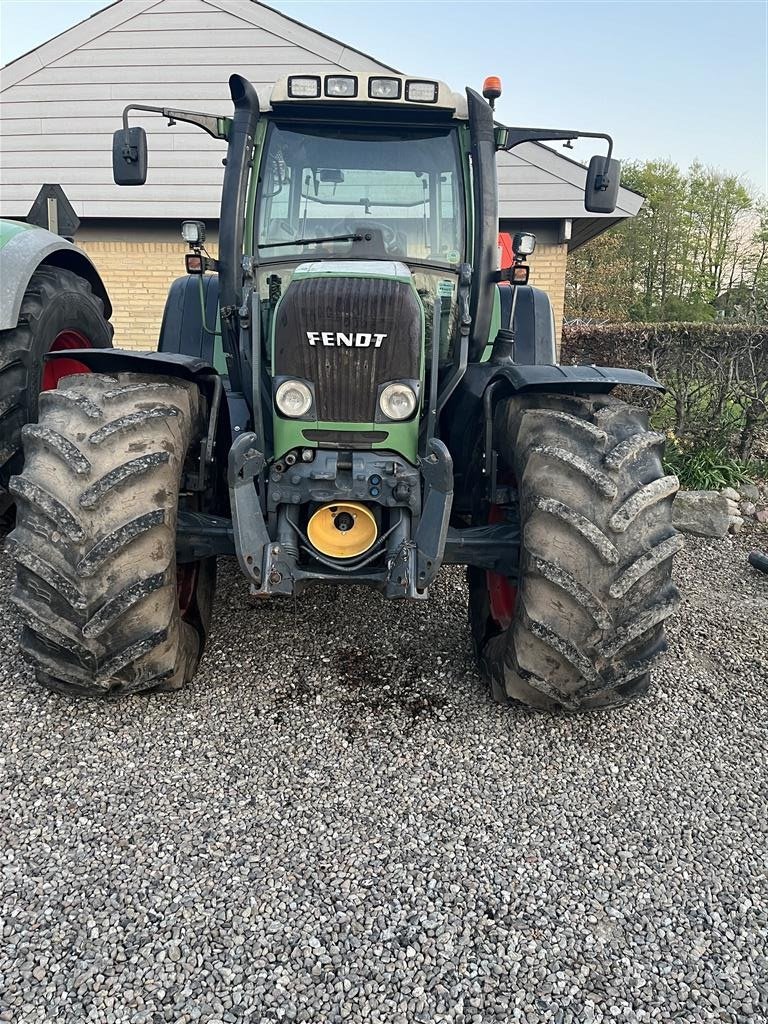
[7,72,682,709]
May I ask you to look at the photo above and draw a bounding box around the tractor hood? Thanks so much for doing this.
[270,260,425,463]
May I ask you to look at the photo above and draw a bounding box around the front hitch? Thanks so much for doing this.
[413,438,454,591]
[227,431,271,588]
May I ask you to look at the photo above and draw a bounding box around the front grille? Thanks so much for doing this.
[273,272,422,422]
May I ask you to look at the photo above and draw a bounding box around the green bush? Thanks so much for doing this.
[662,436,751,490]
[561,322,768,460]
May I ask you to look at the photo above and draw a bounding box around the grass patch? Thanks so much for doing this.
[663,434,766,490]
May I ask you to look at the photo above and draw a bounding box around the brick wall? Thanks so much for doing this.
[525,242,568,340]
[77,239,185,350]
[76,225,569,350]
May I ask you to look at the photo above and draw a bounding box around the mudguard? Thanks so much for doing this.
[484,362,664,394]
[498,285,557,365]
[442,360,664,502]
[47,347,216,381]
[47,347,251,442]
[0,221,112,330]
[159,274,223,369]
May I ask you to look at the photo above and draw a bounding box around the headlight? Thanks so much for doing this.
[275,380,312,418]
[325,76,357,97]
[379,383,417,421]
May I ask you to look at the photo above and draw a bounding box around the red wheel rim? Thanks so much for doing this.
[486,502,517,629]
[176,562,199,618]
[42,330,93,391]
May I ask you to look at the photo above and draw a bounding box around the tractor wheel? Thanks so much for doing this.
[469,392,683,711]
[0,265,113,525]
[6,372,215,697]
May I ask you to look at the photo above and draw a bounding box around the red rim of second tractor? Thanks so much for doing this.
[42,330,93,391]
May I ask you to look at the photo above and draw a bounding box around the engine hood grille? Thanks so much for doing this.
[273,263,423,423]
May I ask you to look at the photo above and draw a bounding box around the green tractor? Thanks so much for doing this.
[7,72,682,709]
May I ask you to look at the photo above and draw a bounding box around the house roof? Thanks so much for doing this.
[0,0,642,246]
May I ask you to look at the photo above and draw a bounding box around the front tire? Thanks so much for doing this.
[7,372,215,696]
[470,393,683,711]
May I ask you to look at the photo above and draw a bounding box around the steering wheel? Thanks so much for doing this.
[330,219,398,253]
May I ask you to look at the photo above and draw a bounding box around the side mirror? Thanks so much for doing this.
[112,127,147,186]
[585,155,621,213]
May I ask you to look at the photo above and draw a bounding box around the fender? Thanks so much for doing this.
[46,347,251,443]
[442,360,664,500]
[0,221,112,329]
[481,362,664,395]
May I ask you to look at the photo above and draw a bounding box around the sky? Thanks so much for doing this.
[1,0,766,191]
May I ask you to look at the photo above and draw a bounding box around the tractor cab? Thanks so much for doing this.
[250,73,472,470]
[255,74,468,272]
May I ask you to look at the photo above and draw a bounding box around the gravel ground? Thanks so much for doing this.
[0,528,766,1024]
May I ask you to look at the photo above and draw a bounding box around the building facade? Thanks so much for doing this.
[0,0,642,348]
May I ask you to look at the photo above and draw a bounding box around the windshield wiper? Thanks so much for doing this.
[257,232,363,250]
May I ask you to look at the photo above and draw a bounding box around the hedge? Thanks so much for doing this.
[560,323,768,458]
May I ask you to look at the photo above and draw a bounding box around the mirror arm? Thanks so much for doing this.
[499,127,614,186]
[120,104,228,146]
[500,126,613,156]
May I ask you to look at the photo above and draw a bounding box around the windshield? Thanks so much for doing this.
[256,122,465,268]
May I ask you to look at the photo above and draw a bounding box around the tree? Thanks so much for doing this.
[564,159,763,324]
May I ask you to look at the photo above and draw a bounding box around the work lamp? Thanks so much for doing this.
[405,80,438,103]
[369,78,401,100]
[181,220,205,246]
[287,76,321,98]
[325,76,357,97]
[513,232,536,257]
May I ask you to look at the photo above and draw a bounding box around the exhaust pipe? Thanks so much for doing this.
[218,74,260,393]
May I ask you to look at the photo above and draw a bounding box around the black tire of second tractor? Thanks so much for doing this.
[0,265,113,525]
[469,392,683,711]
[7,372,215,696]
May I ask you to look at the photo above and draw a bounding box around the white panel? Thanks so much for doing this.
[151,0,209,10]
[110,10,252,30]
[2,148,222,168]
[4,99,227,117]
[51,45,311,67]
[497,166,565,186]
[0,118,42,135]
[80,29,296,49]
[1,182,221,200]
[1,132,175,151]
[209,0,348,64]
[3,84,109,102]
[80,200,222,217]
[28,62,333,85]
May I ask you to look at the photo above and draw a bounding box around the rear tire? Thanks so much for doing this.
[0,265,112,521]
[7,372,215,696]
[469,392,683,711]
